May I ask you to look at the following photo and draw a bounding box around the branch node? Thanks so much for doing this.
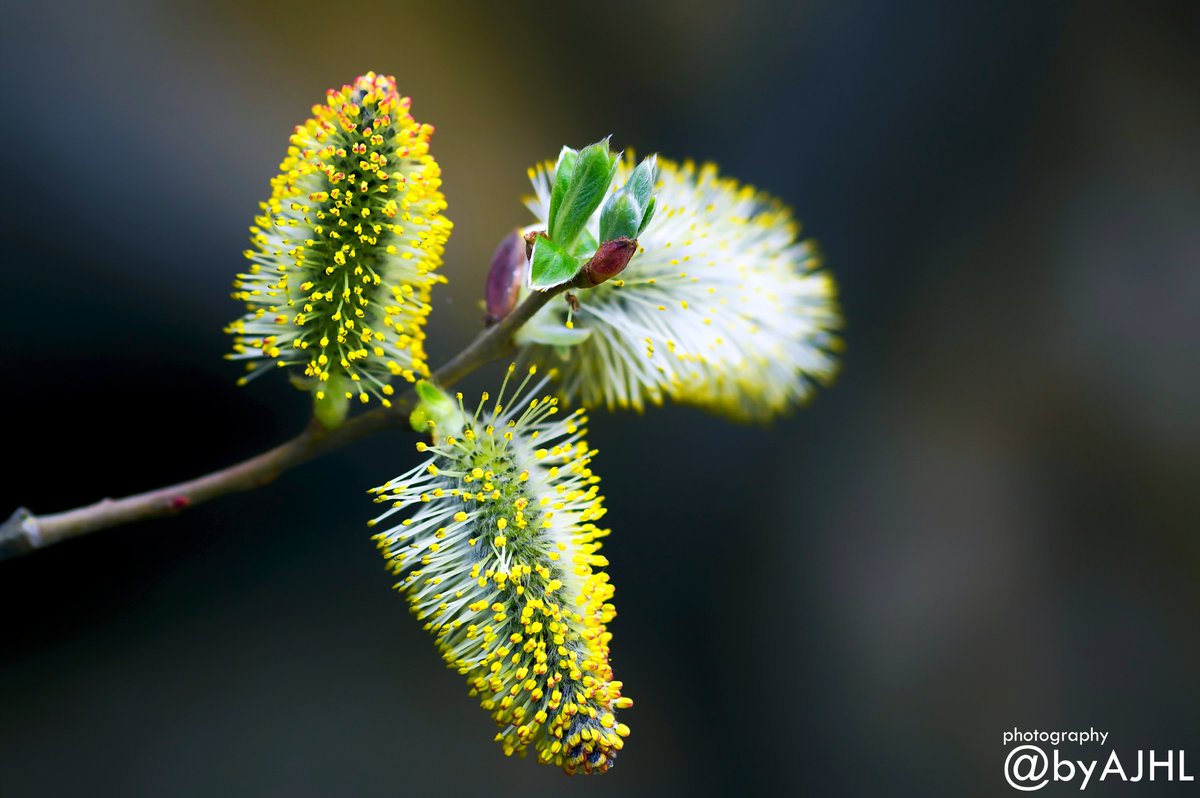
[1,507,42,560]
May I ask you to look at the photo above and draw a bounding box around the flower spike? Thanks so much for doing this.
[517,155,841,421]
[369,366,630,773]
[226,71,452,426]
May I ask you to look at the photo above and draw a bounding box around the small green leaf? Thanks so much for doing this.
[410,380,463,436]
[414,379,450,408]
[568,229,598,259]
[549,138,618,247]
[599,155,658,242]
[626,155,657,208]
[637,195,657,236]
[547,146,578,235]
[529,237,581,290]
[600,191,642,242]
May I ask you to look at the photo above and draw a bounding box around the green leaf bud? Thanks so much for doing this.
[600,155,657,243]
[548,138,618,248]
[409,380,463,439]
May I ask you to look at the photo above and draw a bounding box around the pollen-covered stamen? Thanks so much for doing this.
[518,156,841,421]
[369,366,629,774]
[226,72,452,409]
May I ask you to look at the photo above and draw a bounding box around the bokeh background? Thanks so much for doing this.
[2,1,1198,795]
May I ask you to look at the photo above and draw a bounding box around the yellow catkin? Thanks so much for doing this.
[369,370,629,773]
[226,72,452,402]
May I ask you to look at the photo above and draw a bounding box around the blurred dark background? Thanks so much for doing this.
[2,1,1198,795]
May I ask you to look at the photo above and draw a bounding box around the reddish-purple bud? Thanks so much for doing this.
[484,231,528,324]
[580,237,637,286]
